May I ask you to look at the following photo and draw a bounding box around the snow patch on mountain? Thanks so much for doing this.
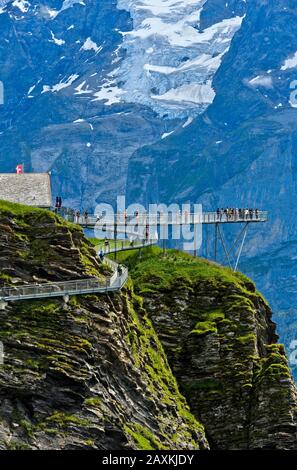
[80,37,103,53]
[93,80,126,106]
[161,130,174,139]
[109,0,243,118]
[281,52,297,71]
[248,75,273,88]
[12,0,30,13]
[152,82,215,106]
[50,31,65,46]
[42,74,79,93]
[40,0,87,19]
[60,0,86,13]
[182,116,194,128]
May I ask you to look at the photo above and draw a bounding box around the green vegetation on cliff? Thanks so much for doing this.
[0,202,296,451]
[0,202,207,451]
[0,200,108,283]
[116,246,297,450]
[114,246,259,293]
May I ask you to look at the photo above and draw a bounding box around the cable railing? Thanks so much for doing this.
[0,262,128,302]
[0,207,268,304]
[96,238,157,256]
[56,210,268,227]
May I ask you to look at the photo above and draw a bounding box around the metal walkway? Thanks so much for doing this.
[63,211,268,228]
[96,238,157,256]
[0,207,268,305]
[0,259,127,303]
[0,239,156,306]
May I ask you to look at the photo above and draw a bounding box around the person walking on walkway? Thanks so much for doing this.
[75,210,80,224]
[83,210,89,226]
[104,238,110,253]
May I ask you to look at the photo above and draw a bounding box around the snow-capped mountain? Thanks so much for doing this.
[0,0,247,209]
[0,0,171,208]
[0,0,244,120]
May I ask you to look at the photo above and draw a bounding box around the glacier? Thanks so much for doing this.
[0,0,248,210]
[0,0,244,121]
[113,0,243,118]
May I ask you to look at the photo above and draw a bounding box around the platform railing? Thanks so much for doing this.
[1,207,267,303]
[62,210,268,227]
[0,263,129,302]
[96,238,157,256]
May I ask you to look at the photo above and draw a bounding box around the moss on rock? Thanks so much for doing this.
[120,247,297,450]
[0,203,207,450]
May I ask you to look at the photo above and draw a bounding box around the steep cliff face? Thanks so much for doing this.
[119,247,297,450]
[1,202,297,451]
[0,201,105,284]
[126,0,297,380]
[0,202,207,450]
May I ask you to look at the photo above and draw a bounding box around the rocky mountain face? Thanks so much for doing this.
[0,0,177,209]
[1,0,297,446]
[0,0,244,210]
[123,248,297,450]
[0,202,208,450]
[126,0,297,378]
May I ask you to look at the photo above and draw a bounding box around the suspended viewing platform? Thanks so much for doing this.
[61,209,268,228]
[0,206,268,307]
[0,170,269,305]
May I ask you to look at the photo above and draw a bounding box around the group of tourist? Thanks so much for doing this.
[74,210,89,224]
[216,208,260,221]
[54,196,62,211]
[56,203,262,226]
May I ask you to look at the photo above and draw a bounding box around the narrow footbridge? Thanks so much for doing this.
[0,238,156,307]
[96,238,157,256]
[0,259,127,304]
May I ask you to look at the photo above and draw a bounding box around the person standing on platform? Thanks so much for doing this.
[83,210,89,226]
[104,238,110,252]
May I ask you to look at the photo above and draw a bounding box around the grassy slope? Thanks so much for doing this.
[0,200,79,230]
[112,245,265,297]
[113,246,297,450]
[88,237,132,251]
